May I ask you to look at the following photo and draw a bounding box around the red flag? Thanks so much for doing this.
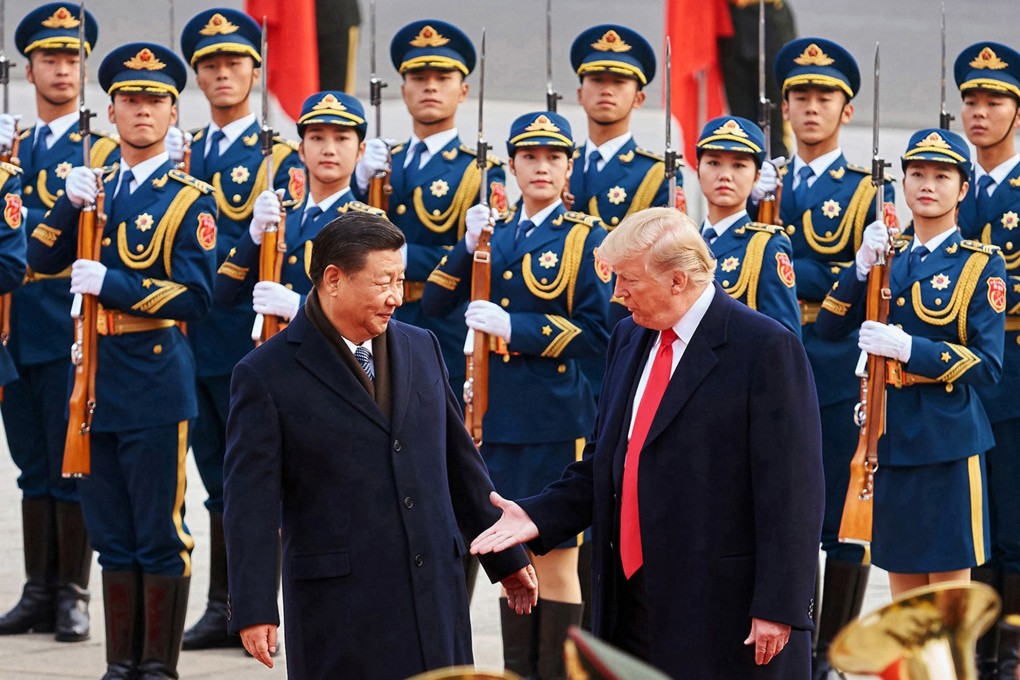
[245,0,319,122]
[665,0,733,163]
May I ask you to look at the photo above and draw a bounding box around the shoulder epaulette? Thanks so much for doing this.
[744,221,784,235]
[274,136,299,152]
[339,200,387,218]
[961,239,1001,255]
[892,237,911,253]
[16,128,31,141]
[635,147,664,162]
[0,161,22,176]
[457,144,505,167]
[188,127,204,139]
[90,129,113,140]
[392,142,406,154]
[846,162,895,181]
[571,148,581,160]
[168,169,214,194]
[558,211,602,229]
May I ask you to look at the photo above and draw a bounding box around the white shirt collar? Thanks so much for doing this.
[207,113,257,150]
[974,154,1020,192]
[672,283,716,347]
[703,210,747,239]
[118,152,170,190]
[792,148,843,185]
[911,227,956,255]
[518,199,563,228]
[306,187,351,215]
[341,336,371,356]
[408,128,459,161]
[584,132,632,169]
[36,111,78,145]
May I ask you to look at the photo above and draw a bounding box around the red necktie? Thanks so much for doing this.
[620,328,678,579]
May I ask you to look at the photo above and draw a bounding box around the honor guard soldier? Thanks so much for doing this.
[354,19,508,403]
[27,43,217,679]
[757,37,897,677]
[216,91,384,316]
[954,41,1020,679]
[423,111,612,680]
[817,128,1004,601]
[0,3,118,645]
[695,116,800,335]
[174,7,304,651]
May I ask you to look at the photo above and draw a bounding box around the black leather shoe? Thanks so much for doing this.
[54,584,90,642]
[0,582,55,634]
[181,601,241,649]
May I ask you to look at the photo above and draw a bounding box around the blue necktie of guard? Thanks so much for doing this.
[301,205,323,228]
[976,175,994,210]
[908,245,929,277]
[701,226,718,246]
[115,169,135,201]
[584,149,601,196]
[794,165,814,211]
[406,141,427,170]
[206,129,226,167]
[32,124,51,169]
[514,219,534,248]
[354,345,374,382]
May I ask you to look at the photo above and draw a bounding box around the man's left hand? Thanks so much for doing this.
[743,617,791,665]
[70,259,107,296]
[253,281,301,321]
[465,300,511,342]
[500,564,538,615]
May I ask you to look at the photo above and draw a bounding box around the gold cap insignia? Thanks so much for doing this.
[124,48,166,71]
[713,119,748,138]
[591,30,632,53]
[199,13,239,36]
[312,93,347,111]
[918,132,951,149]
[41,7,79,29]
[525,115,560,133]
[793,43,835,67]
[410,25,450,48]
[970,46,1008,71]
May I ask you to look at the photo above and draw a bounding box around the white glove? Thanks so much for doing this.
[855,220,889,281]
[249,189,283,245]
[164,126,192,164]
[65,167,100,208]
[858,320,912,362]
[355,138,391,191]
[0,114,19,152]
[465,204,498,254]
[750,156,785,203]
[465,299,511,342]
[69,259,107,295]
[253,281,301,321]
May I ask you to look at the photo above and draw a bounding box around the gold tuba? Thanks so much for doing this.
[829,582,1001,680]
[404,667,522,680]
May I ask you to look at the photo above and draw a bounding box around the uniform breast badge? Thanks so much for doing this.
[607,186,627,205]
[539,251,559,269]
[55,161,72,179]
[721,256,740,273]
[1002,211,1018,230]
[822,199,841,219]
[135,213,154,232]
[230,165,250,184]
[430,179,449,198]
[930,273,951,291]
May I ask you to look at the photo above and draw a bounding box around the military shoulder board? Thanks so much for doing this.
[339,200,387,218]
[559,211,602,229]
[744,222,784,235]
[274,136,300,152]
[846,162,895,181]
[0,161,23,176]
[961,239,1001,255]
[168,169,215,194]
[635,147,664,162]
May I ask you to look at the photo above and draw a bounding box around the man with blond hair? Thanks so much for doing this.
[471,207,824,678]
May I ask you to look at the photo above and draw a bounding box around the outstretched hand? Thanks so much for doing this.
[470,491,539,555]
[500,564,538,614]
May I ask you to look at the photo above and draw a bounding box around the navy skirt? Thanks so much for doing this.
[872,454,990,573]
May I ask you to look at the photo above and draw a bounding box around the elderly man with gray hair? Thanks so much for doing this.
[472,207,824,679]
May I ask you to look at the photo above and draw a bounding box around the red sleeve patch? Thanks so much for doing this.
[197,212,217,251]
[4,193,22,229]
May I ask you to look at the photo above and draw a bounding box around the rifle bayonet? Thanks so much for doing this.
[477,29,489,206]
[871,43,889,229]
[78,1,93,167]
[0,0,11,118]
[663,38,680,208]
[757,0,772,159]
[258,17,274,192]
[545,0,560,112]
[369,0,387,137]
[939,2,954,130]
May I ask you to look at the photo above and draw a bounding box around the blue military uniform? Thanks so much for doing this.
[0,3,113,643]
[0,164,26,386]
[362,20,508,403]
[217,91,386,307]
[696,116,800,336]
[26,43,216,678]
[816,130,1005,572]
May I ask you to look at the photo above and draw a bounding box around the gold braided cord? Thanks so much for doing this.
[909,251,988,344]
[35,170,60,209]
[427,269,460,290]
[212,143,294,221]
[412,161,480,238]
[521,224,588,314]
[626,162,666,215]
[90,137,119,167]
[130,279,188,314]
[821,296,851,316]
[723,232,770,309]
[117,186,200,273]
[541,314,581,358]
[586,196,600,220]
[217,261,248,281]
[850,180,880,251]
[802,175,875,255]
[981,224,1020,270]
[936,343,982,383]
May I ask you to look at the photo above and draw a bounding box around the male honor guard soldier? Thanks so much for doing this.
[758,37,897,678]
[216,91,385,316]
[695,116,800,335]
[954,41,1020,679]
[0,3,118,644]
[27,43,217,679]
[173,8,304,651]
[354,19,508,401]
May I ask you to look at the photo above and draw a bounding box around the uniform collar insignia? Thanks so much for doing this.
[970,46,1009,71]
[592,30,631,53]
[124,49,166,71]
[410,25,449,48]
[199,13,240,36]
[794,43,835,66]
[42,7,79,29]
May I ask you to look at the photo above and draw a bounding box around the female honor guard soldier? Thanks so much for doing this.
[0,3,118,644]
[816,129,1005,599]
[954,41,1020,678]
[26,42,218,680]
[173,8,304,650]
[216,90,384,317]
[695,116,800,336]
[422,111,612,680]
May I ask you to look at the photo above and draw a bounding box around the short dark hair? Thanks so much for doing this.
[309,212,405,285]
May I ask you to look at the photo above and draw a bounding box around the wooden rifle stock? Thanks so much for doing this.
[63,183,106,478]
[464,223,493,445]
[838,238,895,545]
[253,204,287,346]
[756,181,783,226]
[367,171,391,212]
